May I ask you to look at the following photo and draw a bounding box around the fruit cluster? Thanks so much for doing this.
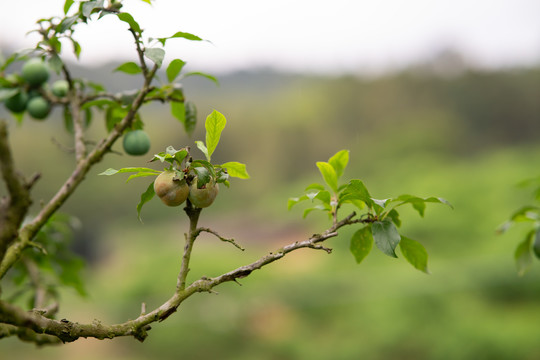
[154,169,219,209]
[1,57,152,157]
[1,57,69,120]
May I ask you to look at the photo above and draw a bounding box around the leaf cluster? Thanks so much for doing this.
[100,110,249,219]
[0,0,217,138]
[289,150,452,273]
[498,177,540,275]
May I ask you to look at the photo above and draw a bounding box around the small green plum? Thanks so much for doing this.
[122,130,151,156]
[52,80,69,97]
[27,96,51,119]
[21,58,50,87]
[4,91,28,113]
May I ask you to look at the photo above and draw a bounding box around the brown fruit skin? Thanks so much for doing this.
[154,170,189,207]
[188,180,219,208]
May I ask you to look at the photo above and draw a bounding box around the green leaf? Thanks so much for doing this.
[372,220,401,258]
[328,150,349,179]
[305,183,325,191]
[58,256,87,297]
[190,159,216,180]
[170,101,185,124]
[193,167,211,188]
[373,198,390,210]
[82,0,103,17]
[98,167,161,176]
[137,181,155,222]
[114,61,142,75]
[126,172,160,182]
[71,38,82,59]
[195,141,210,161]
[182,71,219,86]
[350,226,373,264]
[509,206,540,223]
[386,209,401,227]
[205,110,227,160]
[48,54,63,75]
[63,106,74,134]
[85,80,106,92]
[303,205,329,218]
[533,229,540,259]
[81,98,117,110]
[144,48,165,68]
[184,101,197,136]
[316,162,338,193]
[399,236,429,273]
[306,191,319,201]
[166,59,186,83]
[57,15,79,33]
[394,195,453,217]
[12,112,24,124]
[219,162,250,179]
[0,88,19,102]
[0,50,31,72]
[105,105,129,132]
[288,195,308,210]
[515,230,535,276]
[150,146,188,165]
[157,31,203,46]
[315,190,332,206]
[339,179,373,208]
[64,0,75,14]
[117,12,141,33]
[172,148,189,164]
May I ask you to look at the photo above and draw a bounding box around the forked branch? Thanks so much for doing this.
[0,212,367,344]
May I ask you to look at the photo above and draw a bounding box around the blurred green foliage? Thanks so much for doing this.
[1,62,540,359]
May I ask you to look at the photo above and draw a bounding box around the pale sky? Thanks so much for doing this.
[1,0,539,74]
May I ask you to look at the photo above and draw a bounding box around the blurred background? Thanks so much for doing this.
[1,0,540,359]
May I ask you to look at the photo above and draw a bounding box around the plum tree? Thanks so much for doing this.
[0,0,451,346]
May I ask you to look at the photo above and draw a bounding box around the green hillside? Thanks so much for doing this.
[2,62,540,359]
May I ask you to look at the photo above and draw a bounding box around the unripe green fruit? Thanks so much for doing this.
[21,58,50,87]
[154,170,189,207]
[27,96,51,119]
[122,130,151,156]
[52,80,69,97]
[189,180,219,208]
[4,91,28,113]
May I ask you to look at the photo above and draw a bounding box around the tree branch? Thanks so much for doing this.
[0,212,368,344]
[195,227,245,251]
[70,93,86,163]
[176,205,201,291]
[0,120,35,264]
[0,323,62,345]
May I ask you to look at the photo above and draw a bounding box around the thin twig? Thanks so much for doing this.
[195,227,245,251]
